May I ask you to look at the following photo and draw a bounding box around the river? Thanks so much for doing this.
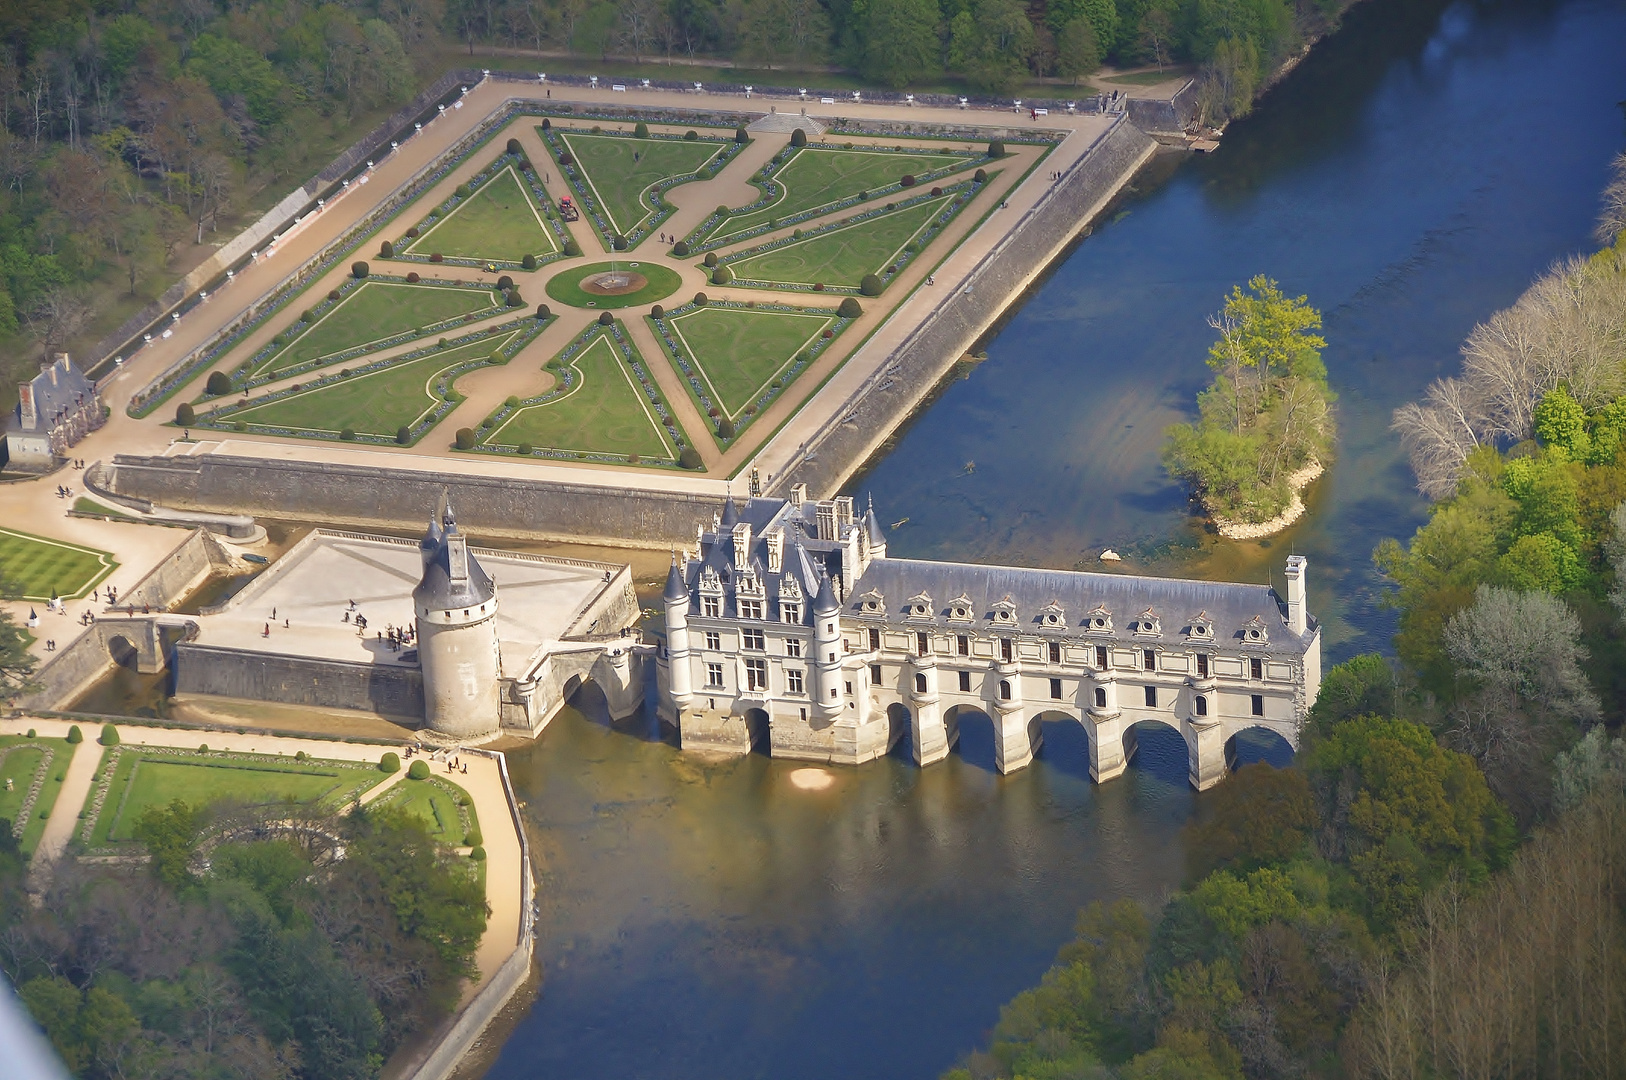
[488,1,1626,1076]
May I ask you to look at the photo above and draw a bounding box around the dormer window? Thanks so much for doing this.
[1039,600,1065,627]
[991,597,1017,624]
[947,594,974,621]
[1084,605,1111,633]
[1242,615,1269,644]
[1184,611,1213,640]
[1131,608,1161,637]
[905,591,934,620]
[858,587,885,615]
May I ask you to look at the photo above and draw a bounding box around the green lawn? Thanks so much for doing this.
[87,749,383,847]
[404,167,556,262]
[726,197,949,288]
[231,333,520,437]
[559,131,721,236]
[667,306,836,419]
[0,734,76,856]
[712,146,976,240]
[376,774,480,846]
[491,332,676,459]
[261,281,500,375]
[544,260,682,309]
[0,528,117,601]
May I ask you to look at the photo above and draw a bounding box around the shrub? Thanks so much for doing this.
[497,274,514,290]
[396,426,411,444]
[651,304,664,319]
[175,402,195,426]
[506,395,521,407]
[407,759,430,780]
[465,827,483,846]
[66,725,82,745]
[717,417,736,439]
[704,251,719,267]
[430,252,444,262]
[536,303,551,319]
[25,729,34,738]
[859,190,869,200]
[679,447,702,469]
[406,272,420,283]
[234,421,246,432]
[301,308,315,322]
[352,261,369,278]
[715,204,729,217]
[901,174,916,187]
[790,128,807,147]
[684,129,698,140]
[693,291,708,306]
[295,751,307,760]
[673,240,690,256]
[556,152,572,166]
[987,139,1005,157]
[380,752,400,773]
[734,126,747,143]
[598,311,614,326]
[860,274,883,296]
[328,289,341,302]
[206,371,232,396]
[541,118,551,130]
[380,239,394,258]
[712,265,733,286]
[563,239,582,257]
[199,744,208,752]
[522,253,537,270]
[406,226,419,238]
[931,186,943,196]
[507,137,522,155]
[974,168,988,183]
[628,452,640,464]
[813,282,825,291]
[616,234,633,251]
[100,724,119,746]
[471,846,487,861]
[506,290,523,307]
[634,121,649,138]
[793,228,803,239]
[339,427,356,440]
[455,427,476,450]
[838,297,862,318]
[455,182,471,198]
[438,337,449,347]
[490,352,506,366]
[517,442,534,455]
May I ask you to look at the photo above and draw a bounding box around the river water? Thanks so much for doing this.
[487,2,1626,1076]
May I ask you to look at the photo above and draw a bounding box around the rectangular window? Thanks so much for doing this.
[1143,649,1156,671]
[742,628,765,651]
[1095,645,1108,669]
[704,631,721,651]
[787,669,805,695]
[869,628,881,651]
[782,603,801,624]
[702,596,720,618]
[845,681,853,695]
[958,670,971,692]
[870,663,883,686]
[1196,653,1209,678]
[957,634,969,656]
[914,672,927,693]
[1050,677,1063,700]
[1251,657,1263,680]
[1000,638,1013,663]
[916,631,929,657]
[745,659,767,692]
[1049,641,1061,664]
[1252,694,1265,717]
[785,638,803,658]
[740,599,764,620]
[1145,686,1158,708]
[705,662,724,689]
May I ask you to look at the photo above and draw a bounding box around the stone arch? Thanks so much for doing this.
[1224,724,1296,772]
[1123,718,1192,787]
[1032,708,1089,781]
[743,707,770,752]
[106,634,140,669]
[947,703,997,772]
[885,702,912,758]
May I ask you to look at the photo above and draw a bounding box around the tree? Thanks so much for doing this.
[857,0,943,88]
[1444,584,1599,725]
[948,0,1035,93]
[1055,19,1101,84]
[1183,763,1316,880]
[134,799,201,892]
[0,609,37,695]
[1595,150,1626,247]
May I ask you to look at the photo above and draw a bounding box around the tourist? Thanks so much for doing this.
[283,617,289,628]
[343,610,350,623]
[263,623,270,637]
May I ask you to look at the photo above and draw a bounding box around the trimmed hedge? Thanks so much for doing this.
[838,297,863,318]
[407,759,430,780]
[454,427,476,450]
[176,403,196,426]
[598,311,614,326]
[100,724,119,746]
[380,752,400,773]
[66,725,83,745]
[790,128,807,147]
[859,273,883,297]
[673,240,690,256]
[206,371,232,396]
[634,121,649,138]
[679,447,702,469]
[352,261,369,278]
[522,253,537,270]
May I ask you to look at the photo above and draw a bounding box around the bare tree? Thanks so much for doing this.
[1596,151,1626,247]
[617,0,662,62]
[1444,585,1600,725]
[26,289,91,355]
[1393,377,1488,498]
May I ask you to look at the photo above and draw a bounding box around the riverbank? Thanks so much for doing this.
[1211,459,1325,540]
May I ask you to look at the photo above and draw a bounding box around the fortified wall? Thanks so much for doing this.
[171,644,425,718]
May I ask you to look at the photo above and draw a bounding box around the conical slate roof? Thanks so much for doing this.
[664,558,689,603]
[814,571,839,615]
[720,494,740,529]
[414,500,494,610]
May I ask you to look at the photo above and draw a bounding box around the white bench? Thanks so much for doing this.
[612,84,627,92]
[821,97,835,105]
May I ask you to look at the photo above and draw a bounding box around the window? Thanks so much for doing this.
[957,634,969,656]
[1251,694,1264,717]
[1095,645,1108,669]
[958,670,971,692]
[870,663,882,685]
[704,631,721,651]
[826,622,835,634]
[915,672,927,693]
[868,628,881,651]
[916,631,929,657]
[1000,637,1013,662]
[745,659,767,692]
[1196,653,1209,678]
[705,662,724,689]
[1195,695,1208,717]
[1144,686,1157,707]
[999,680,1012,701]
[702,596,720,617]
[743,628,765,651]
[845,681,853,695]
[1049,641,1061,664]
[1049,678,1063,700]
[786,638,802,658]
[782,603,801,624]
[787,669,805,695]
[1251,657,1263,680]
[1143,649,1156,671]
[740,599,764,620]
[1094,686,1107,708]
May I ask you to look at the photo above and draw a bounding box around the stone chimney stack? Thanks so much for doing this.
[1284,556,1307,636]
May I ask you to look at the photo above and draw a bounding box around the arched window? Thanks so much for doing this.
[914,672,927,693]
[1094,686,1107,708]
[999,679,1011,700]
[1195,695,1208,717]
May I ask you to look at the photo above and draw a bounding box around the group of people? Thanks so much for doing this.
[42,638,58,651]
[381,624,413,652]
[402,743,468,775]
[93,585,118,605]
[54,484,74,498]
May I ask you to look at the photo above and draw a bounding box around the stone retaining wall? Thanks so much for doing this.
[121,528,238,614]
[171,643,426,719]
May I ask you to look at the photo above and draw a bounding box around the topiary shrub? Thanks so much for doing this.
[352,261,369,278]
[66,725,82,745]
[651,304,664,319]
[454,427,475,450]
[176,402,195,426]
[988,140,1006,157]
[465,827,483,846]
[522,253,537,270]
[497,274,514,290]
[536,303,551,319]
[704,252,719,267]
[206,371,231,396]
[634,121,649,138]
[328,290,341,302]
[506,290,523,307]
[26,729,34,738]
[901,174,916,187]
[793,228,803,239]
[408,759,430,780]
[679,447,702,469]
[234,421,246,432]
[931,186,943,196]
[406,226,419,238]
[406,271,420,283]
[790,128,807,148]
[340,427,356,441]
[541,118,551,130]
[684,129,698,140]
[715,204,729,217]
[100,724,119,746]
[860,273,883,296]
[455,182,471,198]
[812,282,825,291]
[693,291,708,306]
[396,426,411,444]
[471,846,487,861]
[613,234,627,251]
[838,297,862,318]
[380,752,400,773]
[506,395,521,408]
[712,265,732,285]
[430,252,444,262]
[517,442,534,455]
[974,168,988,183]
[717,417,736,439]
[563,239,582,257]
[735,126,748,143]
[598,311,614,326]
[507,137,522,155]
[301,308,315,322]
[556,151,572,166]
[380,239,394,258]
[673,240,690,256]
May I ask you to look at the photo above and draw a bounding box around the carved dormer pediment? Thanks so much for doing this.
[736,562,765,597]
[1084,603,1112,632]
[1038,599,1066,629]
[699,564,723,593]
[1183,610,1214,641]
[1241,615,1269,645]
[905,590,934,620]
[1130,607,1161,637]
[946,593,974,621]
[990,596,1017,626]
[779,574,804,602]
[857,587,885,615]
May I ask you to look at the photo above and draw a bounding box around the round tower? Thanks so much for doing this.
[664,555,694,713]
[413,500,502,738]
[813,571,842,721]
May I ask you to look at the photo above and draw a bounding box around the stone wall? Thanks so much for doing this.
[1125,78,1200,134]
[121,528,238,613]
[15,618,185,711]
[766,116,1157,499]
[172,643,425,720]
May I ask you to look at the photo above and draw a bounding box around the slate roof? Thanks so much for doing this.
[676,497,847,625]
[10,356,96,435]
[414,503,495,609]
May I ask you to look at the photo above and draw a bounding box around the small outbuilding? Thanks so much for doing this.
[3,354,103,472]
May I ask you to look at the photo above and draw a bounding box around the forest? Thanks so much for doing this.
[944,155,1626,1080]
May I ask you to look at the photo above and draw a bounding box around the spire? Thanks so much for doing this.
[720,491,740,529]
[442,493,458,532]
[664,554,689,603]
[863,500,885,548]
[814,570,838,615]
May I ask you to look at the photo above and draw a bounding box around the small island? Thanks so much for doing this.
[1162,276,1333,537]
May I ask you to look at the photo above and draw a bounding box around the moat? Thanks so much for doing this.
[484,0,1626,1077]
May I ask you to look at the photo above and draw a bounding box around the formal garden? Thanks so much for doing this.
[0,732,79,855]
[0,528,118,601]
[402,165,558,263]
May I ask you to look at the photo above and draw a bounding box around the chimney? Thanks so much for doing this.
[790,483,807,507]
[732,522,752,567]
[766,529,783,574]
[1284,556,1308,636]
